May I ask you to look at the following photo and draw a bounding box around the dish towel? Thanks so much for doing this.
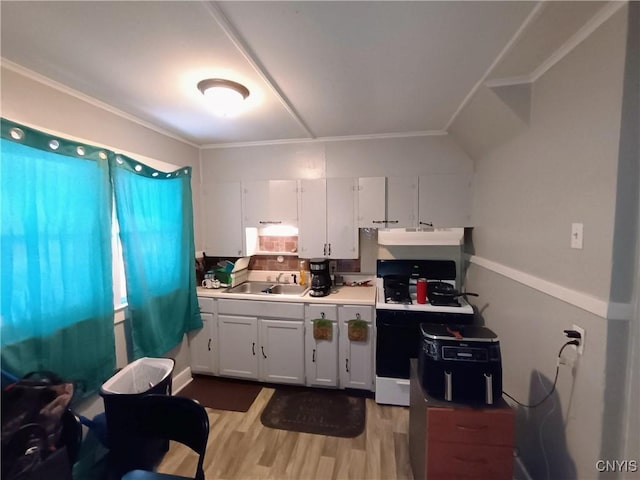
[313,319,333,341]
[347,320,368,342]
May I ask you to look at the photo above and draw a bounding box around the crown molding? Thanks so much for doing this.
[200,129,447,149]
[1,59,199,148]
[484,75,533,88]
[443,2,546,131]
[529,0,627,83]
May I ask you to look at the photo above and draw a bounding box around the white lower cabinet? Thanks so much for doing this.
[217,299,305,384]
[339,305,374,390]
[259,319,305,384]
[190,297,218,375]
[197,298,375,391]
[305,304,339,387]
[218,314,259,379]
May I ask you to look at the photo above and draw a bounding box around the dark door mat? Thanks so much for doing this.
[260,387,366,438]
[177,375,262,412]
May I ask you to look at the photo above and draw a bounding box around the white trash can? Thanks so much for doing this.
[99,357,174,477]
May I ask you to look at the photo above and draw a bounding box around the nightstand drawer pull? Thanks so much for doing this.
[455,424,489,431]
[453,455,488,465]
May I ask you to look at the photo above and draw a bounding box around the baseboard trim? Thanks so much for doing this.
[172,366,193,394]
[467,255,632,321]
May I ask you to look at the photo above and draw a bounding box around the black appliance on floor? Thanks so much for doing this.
[375,259,476,406]
[418,323,502,405]
[309,258,331,297]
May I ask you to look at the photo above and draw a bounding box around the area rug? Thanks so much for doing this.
[178,375,262,412]
[260,387,365,438]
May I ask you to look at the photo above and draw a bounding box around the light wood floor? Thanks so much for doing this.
[157,386,414,480]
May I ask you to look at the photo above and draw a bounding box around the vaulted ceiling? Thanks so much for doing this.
[1,1,608,147]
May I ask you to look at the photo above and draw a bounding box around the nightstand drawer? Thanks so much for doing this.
[427,406,514,446]
[427,441,513,479]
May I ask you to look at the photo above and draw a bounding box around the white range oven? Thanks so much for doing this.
[374,259,475,406]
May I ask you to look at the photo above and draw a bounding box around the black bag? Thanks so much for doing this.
[1,371,74,479]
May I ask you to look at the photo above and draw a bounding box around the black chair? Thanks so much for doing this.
[121,394,209,480]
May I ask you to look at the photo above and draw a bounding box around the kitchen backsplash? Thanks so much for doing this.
[258,235,298,254]
[201,235,360,273]
[249,256,360,272]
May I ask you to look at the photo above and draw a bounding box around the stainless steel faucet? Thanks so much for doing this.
[276,272,284,283]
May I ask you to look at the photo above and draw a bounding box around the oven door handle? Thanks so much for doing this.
[395,379,410,386]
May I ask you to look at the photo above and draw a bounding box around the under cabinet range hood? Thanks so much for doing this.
[377,228,464,246]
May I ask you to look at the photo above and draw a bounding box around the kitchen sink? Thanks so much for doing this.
[226,281,309,297]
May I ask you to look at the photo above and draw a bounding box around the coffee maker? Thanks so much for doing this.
[309,258,331,297]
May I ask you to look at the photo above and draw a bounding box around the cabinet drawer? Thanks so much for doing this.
[305,304,337,320]
[427,441,513,479]
[338,305,373,323]
[197,297,216,314]
[218,299,303,319]
[427,406,514,446]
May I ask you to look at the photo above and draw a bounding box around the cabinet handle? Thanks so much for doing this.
[312,349,316,363]
[372,220,386,224]
[455,424,488,431]
[328,244,331,256]
[208,338,211,351]
[386,220,399,224]
[419,221,433,227]
[323,243,327,256]
[345,359,349,373]
[252,342,256,356]
[259,220,282,225]
[453,456,488,465]
[261,346,267,359]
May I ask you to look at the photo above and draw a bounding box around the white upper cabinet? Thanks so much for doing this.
[386,176,419,228]
[357,177,386,228]
[242,180,299,228]
[418,173,473,227]
[357,176,419,229]
[299,178,358,259]
[202,182,244,257]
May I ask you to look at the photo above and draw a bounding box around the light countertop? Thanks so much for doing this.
[196,284,376,306]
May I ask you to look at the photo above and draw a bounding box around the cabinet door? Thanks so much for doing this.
[418,173,473,227]
[298,178,327,258]
[188,312,217,375]
[339,306,374,390]
[218,314,258,380]
[387,176,418,228]
[358,177,386,228]
[326,178,358,259]
[305,304,339,387]
[242,180,298,228]
[259,319,305,384]
[202,182,244,257]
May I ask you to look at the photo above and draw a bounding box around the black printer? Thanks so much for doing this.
[418,323,502,405]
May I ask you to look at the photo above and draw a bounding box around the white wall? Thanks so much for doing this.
[451,6,636,479]
[1,66,203,247]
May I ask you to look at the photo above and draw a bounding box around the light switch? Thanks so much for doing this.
[571,223,583,249]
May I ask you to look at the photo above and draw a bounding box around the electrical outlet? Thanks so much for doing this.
[572,324,585,355]
[329,260,337,274]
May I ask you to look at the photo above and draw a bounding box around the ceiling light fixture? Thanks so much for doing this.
[197,78,250,117]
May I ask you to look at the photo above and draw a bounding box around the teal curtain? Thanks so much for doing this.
[0,119,116,395]
[110,155,201,359]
